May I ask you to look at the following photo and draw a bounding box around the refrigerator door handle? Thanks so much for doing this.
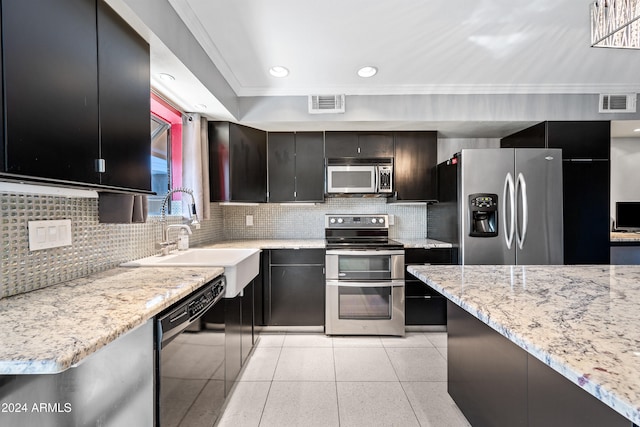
[503,173,515,249]
[516,172,528,250]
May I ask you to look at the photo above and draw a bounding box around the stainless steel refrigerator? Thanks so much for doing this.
[429,148,564,265]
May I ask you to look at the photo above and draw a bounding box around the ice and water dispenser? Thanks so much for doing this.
[468,193,498,237]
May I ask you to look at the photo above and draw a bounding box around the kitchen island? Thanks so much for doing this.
[408,264,640,426]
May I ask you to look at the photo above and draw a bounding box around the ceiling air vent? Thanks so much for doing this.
[599,93,637,113]
[308,94,345,114]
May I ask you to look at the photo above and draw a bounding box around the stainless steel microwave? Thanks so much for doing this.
[326,159,393,195]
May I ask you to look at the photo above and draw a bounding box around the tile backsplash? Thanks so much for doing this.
[1,191,426,299]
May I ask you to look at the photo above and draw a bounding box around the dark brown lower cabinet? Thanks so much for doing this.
[265,249,325,326]
[448,302,631,427]
[405,248,452,325]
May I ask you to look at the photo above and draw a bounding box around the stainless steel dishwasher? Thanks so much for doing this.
[155,275,226,427]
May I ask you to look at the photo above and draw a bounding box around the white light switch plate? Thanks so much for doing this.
[28,219,72,251]
[246,215,254,226]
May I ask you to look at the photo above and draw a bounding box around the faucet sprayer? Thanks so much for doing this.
[159,188,200,253]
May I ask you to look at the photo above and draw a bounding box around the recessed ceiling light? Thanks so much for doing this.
[357,66,378,78]
[158,73,175,81]
[634,128,640,132]
[269,66,289,78]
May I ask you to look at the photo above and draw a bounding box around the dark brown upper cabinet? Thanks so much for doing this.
[325,131,394,158]
[268,132,324,202]
[393,131,438,201]
[1,0,151,192]
[97,1,151,192]
[209,122,267,202]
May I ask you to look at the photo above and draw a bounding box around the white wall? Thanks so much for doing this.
[611,138,640,224]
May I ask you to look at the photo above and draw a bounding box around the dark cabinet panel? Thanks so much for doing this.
[267,132,324,202]
[294,132,325,201]
[448,302,528,427]
[394,131,437,201]
[563,161,610,264]
[2,0,99,182]
[547,121,610,160]
[97,1,150,191]
[267,249,325,326]
[325,131,393,158]
[405,248,452,326]
[357,132,394,157]
[500,122,546,149]
[241,281,254,362]
[267,132,296,201]
[325,132,358,157]
[209,122,267,202]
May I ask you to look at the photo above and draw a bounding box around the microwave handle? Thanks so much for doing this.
[374,165,379,192]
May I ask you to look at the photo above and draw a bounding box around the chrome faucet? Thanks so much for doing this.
[158,187,200,255]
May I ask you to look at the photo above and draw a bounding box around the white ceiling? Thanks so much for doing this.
[146,0,640,138]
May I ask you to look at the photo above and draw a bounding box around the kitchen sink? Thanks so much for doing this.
[121,248,260,298]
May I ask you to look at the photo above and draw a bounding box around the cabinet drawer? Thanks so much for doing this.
[270,249,325,265]
[405,280,443,297]
[405,248,452,264]
[405,296,446,325]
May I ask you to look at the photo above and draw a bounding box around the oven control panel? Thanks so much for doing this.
[325,214,389,228]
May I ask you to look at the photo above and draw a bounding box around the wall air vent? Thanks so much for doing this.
[308,94,345,114]
[599,93,637,113]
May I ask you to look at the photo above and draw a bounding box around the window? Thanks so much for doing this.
[149,93,182,215]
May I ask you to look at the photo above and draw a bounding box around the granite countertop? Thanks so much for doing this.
[611,231,640,242]
[0,266,224,375]
[202,239,326,249]
[407,264,640,425]
[395,238,453,249]
[201,238,451,249]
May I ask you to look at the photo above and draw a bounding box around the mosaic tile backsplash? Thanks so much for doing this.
[1,191,426,299]
[0,191,223,299]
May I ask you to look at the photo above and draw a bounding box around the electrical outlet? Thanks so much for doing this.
[28,219,72,251]
[246,215,254,226]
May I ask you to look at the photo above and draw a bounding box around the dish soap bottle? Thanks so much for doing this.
[177,228,190,251]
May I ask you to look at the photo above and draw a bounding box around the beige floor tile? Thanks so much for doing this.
[239,346,281,381]
[332,335,383,347]
[424,331,448,348]
[381,332,434,348]
[216,381,270,427]
[402,381,471,427]
[273,347,335,381]
[386,347,447,381]
[282,333,333,347]
[336,382,420,427]
[334,347,397,382]
[260,381,339,427]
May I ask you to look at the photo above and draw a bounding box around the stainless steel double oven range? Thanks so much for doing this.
[325,214,405,336]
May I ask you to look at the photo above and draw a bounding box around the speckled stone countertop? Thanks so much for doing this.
[201,238,451,249]
[0,266,224,375]
[395,238,453,249]
[407,264,640,424]
[611,231,640,242]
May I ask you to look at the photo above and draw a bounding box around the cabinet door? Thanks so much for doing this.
[294,132,325,201]
[404,248,452,326]
[2,0,99,182]
[210,121,268,202]
[358,132,394,157]
[547,121,610,160]
[241,281,254,364]
[500,122,546,149]
[97,1,151,191]
[268,132,296,202]
[324,132,358,157]
[563,161,610,264]
[270,265,325,326]
[394,132,437,200]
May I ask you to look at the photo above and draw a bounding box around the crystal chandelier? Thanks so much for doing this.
[591,0,640,48]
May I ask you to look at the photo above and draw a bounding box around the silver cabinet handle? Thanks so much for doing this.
[516,172,528,250]
[503,173,515,249]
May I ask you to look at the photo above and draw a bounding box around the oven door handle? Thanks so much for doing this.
[326,280,405,288]
[325,250,405,256]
